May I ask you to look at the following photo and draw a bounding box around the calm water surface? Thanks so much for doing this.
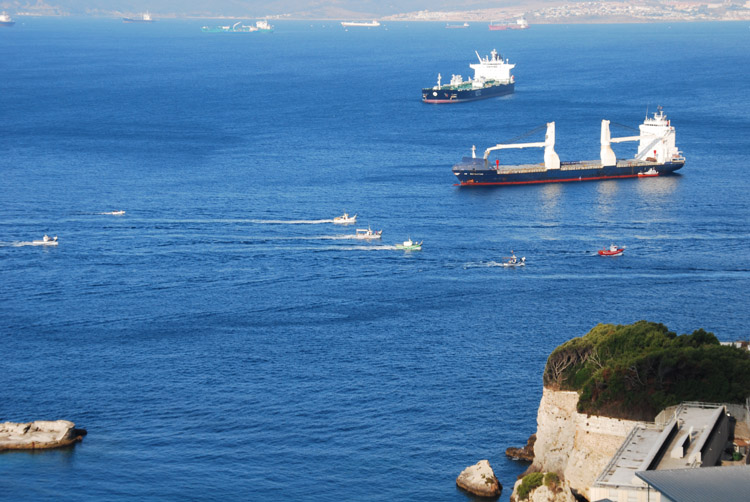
[1,19,749,501]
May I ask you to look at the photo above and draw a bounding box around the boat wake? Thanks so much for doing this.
[2,241,50,247]
[463,261,506,269]
[249,219,334,225]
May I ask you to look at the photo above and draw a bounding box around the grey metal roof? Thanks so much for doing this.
[635,465,750,502]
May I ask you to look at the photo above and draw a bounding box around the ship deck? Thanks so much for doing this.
[459,158,662,173]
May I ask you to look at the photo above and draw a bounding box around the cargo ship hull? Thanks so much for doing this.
[452,158,685,186]
[422,82,514,103]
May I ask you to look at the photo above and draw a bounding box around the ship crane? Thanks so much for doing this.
[480,122,560,170]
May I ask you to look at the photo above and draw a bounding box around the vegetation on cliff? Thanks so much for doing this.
[543,321,750,420]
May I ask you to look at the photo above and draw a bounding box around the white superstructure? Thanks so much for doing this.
[601,107,682,166]
[470,49,515,84]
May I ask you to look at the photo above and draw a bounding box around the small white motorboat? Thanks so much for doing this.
[105,210,126,216]
[333,212,357,224]
[355,227,382,239]
[395,238,422,251]
[637,168,659,177]
[502,252,525,267]
[32,235,59,246]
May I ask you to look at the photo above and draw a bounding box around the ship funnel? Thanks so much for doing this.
[544,122,560,170]
[600,120,617,166]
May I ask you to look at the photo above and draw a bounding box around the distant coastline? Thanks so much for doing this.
[7,0,750,24]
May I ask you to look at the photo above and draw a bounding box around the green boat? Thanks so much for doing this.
[395,238,422,251]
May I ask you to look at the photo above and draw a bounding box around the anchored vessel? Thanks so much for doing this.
[489,18,529,30]
[422,49,515,104]
[0,12,16,26]
[452,108,685,186]
[341,20,380,27]
[122,12,154,23]
[201,20,273,33]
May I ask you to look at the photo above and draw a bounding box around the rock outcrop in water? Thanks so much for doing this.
[456,459,502,498]
[505,433,535,462]
[0,420,87,451]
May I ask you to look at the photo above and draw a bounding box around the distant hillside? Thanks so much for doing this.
[0,0,556,18]
[543,321,750,420]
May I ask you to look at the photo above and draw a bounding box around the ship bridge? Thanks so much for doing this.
[470,49,515,83]
[600,108,681,166]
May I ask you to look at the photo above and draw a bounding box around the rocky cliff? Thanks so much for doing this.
[514,388,639,501]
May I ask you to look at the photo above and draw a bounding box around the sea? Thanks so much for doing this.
[1,18,749,501]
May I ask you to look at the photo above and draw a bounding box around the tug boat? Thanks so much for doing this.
[333,213,357,224]
[32,235,58,246]
[395,238,422,251]
[502,252,525,267]
[355,227,382,240]
[422,49,515,103]
[598,244,624,256]
[453,108,685,186]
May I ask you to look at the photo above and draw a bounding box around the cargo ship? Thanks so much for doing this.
[452,108,685,186]
[0,12,16,27]
[422,49,515,104]
[489,18,529,30]
[122,12,154,23]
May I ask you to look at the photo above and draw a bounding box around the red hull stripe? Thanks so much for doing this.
[455,173,654,186]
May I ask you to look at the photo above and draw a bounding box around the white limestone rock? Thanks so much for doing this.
[0,420,86,450]
[510,477,577,502]
[456,459,502,498]
[527,388,640,500]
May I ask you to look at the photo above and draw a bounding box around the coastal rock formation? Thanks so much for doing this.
[506,434,536,462]
[0,420,87,451]
[515,388,638,500]
[456,459,502,498]
[510,477,577,502]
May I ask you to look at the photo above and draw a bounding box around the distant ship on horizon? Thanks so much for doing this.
[489,18,529,30]
[341,20,380,28]
[122,12,154,23]
[0,12,16,27]
[201,20,274,33]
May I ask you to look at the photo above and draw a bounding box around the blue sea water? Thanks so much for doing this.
[1,18,749,501]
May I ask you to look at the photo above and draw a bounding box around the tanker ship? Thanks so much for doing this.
[422,49,515,103]
[452,108,685,186]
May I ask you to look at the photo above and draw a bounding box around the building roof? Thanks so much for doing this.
[635,465,750,502]
[593,404,726,489]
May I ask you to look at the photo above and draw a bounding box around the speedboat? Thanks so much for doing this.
[395,238,422,251]
[355,227,382,240]
[502,252,525,267]
[105,210,126,216]
[637,168,659,177]
[598,244,624,256]
[333,213,357,224]
[32,235,58,246]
